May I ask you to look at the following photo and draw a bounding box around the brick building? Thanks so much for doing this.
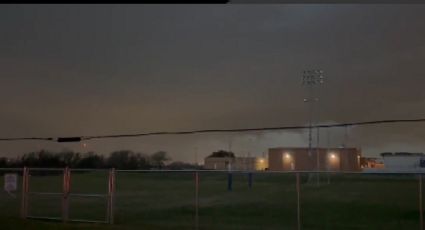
[268,147,361,172]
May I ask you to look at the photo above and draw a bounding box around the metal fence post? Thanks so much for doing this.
[62,167,70,222]
[195,171,199,230]
[20,167,25,219]
[419,174,424,230]
[20,167,29,219]
[107,169,111,223]
[296,172,301,230]
[108,168,116,224]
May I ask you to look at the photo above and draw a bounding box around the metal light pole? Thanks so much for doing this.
[302,70,324,182]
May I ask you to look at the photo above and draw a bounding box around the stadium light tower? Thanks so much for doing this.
[302,69,325,174]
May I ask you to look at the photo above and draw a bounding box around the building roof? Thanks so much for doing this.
[269,147,360,151]
[382,152,425,157]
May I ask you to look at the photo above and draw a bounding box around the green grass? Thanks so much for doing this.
[0,171,423,229]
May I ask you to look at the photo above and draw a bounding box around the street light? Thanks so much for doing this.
[284,153,291,159]
[328,152,339,170]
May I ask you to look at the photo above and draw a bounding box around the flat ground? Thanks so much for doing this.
[0,170,423,230]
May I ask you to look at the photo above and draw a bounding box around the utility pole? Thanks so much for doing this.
[302,69,325,183]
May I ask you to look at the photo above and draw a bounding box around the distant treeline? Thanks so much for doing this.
[0,150,201,170]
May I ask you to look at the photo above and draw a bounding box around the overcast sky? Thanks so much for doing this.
[1,4,425,162]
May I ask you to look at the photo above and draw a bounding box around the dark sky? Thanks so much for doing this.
[1,4,425,162]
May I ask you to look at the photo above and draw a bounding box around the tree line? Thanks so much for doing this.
[0,149,201,170]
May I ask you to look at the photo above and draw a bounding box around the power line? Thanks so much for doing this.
[2,118,425,142]
[0,137,54,141]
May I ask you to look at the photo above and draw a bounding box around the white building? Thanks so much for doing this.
[382,153,425,172]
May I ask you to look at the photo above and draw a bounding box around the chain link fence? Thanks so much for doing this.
[1,168,425,230]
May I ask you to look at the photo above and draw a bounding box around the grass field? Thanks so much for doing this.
[0,170,423,230]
